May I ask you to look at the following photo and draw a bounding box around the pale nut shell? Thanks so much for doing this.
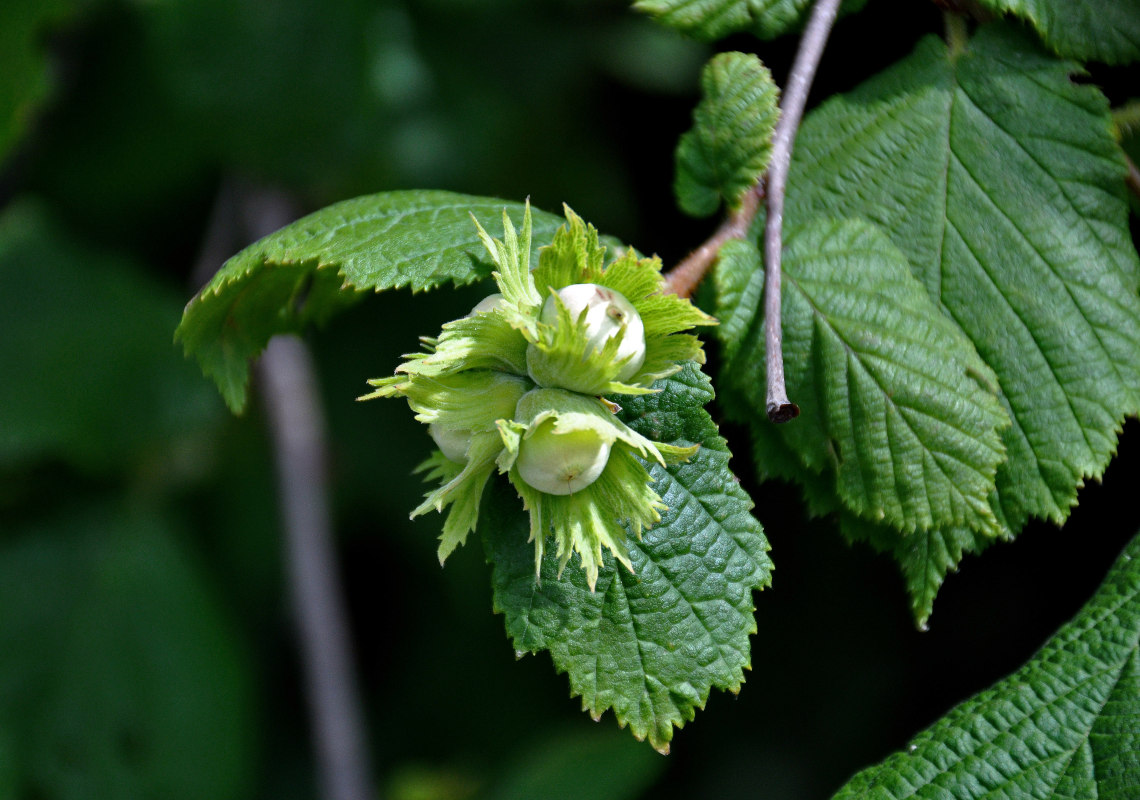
[429,423,472,463]
[468,292,504,316]
[516,419,612,495]
[540,283,646,381]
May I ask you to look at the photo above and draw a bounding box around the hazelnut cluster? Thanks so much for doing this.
[363,204,713,588]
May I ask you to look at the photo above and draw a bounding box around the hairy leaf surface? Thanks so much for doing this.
[675,51,779,217]
[722,376,1002,628]
[977,0,1140,64]
[832,531,1140,799]
[740,23,1140,619]
[177,191,565,412]
[788,24,1140,529]
[483,363,772,753]
[718,221,1009,539]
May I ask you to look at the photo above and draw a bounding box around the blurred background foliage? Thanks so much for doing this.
[1,0,1137,798]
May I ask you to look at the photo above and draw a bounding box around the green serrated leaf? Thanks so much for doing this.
[675,51,779,217]
[791,24,1140,526]
[176,191,566,413]
[737,23,1140,621]
[977,0,1140,64]
[632,0,865,42]
[720,220,1010,538]
[831,531,1140,799]
[709,239,765,364]
[482,362,771,753]
[720,363,1003,632]
[716,306,990,630]
[724,372,996,630]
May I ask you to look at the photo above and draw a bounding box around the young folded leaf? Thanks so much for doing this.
[674,51,779,217]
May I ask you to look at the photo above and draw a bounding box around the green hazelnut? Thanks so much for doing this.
[429,423,472,463]
[541,284,646,381]
[468,292,504,316]
[516,418,612,495]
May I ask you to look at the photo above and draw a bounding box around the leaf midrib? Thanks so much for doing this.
[950,66,1137,402]
[787,264,1001,531]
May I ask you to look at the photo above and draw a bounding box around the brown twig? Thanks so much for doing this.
[258,335,375,800]
[763,0,841,422]
[664,0,841,424]
[194,180,375,800]
[664,182,765,299]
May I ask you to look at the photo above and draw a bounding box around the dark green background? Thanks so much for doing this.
[2,0,1136,798]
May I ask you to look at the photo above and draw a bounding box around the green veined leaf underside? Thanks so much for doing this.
[712,23,1140,624]
[714,234,1009,627]
[717,221,1009,540]
[831,530,1140,799]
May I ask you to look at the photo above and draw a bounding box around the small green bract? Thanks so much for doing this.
[361,203,714,588]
